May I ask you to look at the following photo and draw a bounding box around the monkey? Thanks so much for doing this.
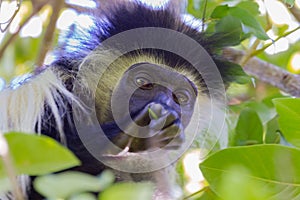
[0,1,239,199]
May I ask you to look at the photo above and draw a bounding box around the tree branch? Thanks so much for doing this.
[36,0,65,67]
[0,2,46,60]
[290,6,300,22]
[252,26,300,57]
[223,48,300,97]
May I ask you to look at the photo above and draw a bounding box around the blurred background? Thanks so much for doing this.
[1,0,300,197]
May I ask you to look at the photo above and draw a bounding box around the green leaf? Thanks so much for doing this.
[195,187,220,200]
[273,98,300,147]
[265,117,281,144]
[0,178,11,193]
[282,0,295,6]
[200,145,300,199]
[34,171,113,198]
[70,193,97,200]
[213,60,250,84]
[217,166,273,200]
[243,102,277,124]
[187,0,202,18]
[234,108,263,146]
[211,5,229,18]
[236,1,260,16]
[0,132,80,177]
[99,182,154,200]
[214,15,244,46]
[273,24,289,36]
[229,7,269,40]
[211,5,269,40]
[187,0,219,20]
[97,170,115,190]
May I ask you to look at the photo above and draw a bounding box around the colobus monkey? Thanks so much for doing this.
[0,0,237,199]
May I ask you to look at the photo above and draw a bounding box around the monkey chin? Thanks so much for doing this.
[101,143,183,200]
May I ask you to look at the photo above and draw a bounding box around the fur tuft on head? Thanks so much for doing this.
[53,0,234,86]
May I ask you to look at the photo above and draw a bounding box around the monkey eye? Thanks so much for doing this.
[135,77,154,90]
[173,91,190,105]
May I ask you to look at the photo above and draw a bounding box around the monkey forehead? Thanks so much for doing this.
[124,62,197,88]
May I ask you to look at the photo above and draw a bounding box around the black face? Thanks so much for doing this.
[105,63,198,152]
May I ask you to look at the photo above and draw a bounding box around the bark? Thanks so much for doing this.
[223,48,300,97]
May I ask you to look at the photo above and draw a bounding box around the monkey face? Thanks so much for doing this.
[108,63,198,151]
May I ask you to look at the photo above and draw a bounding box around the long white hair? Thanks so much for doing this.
[0,67,78,199]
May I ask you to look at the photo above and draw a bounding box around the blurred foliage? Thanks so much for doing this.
[186,0,300,199]
[0,132,154,200]
[1,0,300,200]
[0,132,80,178]
[0,1,56,82]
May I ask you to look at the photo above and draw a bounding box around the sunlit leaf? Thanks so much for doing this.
[211,5,269,40]
[236,1,260,16]
[187,0,202,18]
[242,102,277,124]
[273,24,289,36]
[282,0,295,6]
[234,108,263,146]
[211,5,229,18]
[99,182,154,200]
[70,193,97,200]
[230,7,268,40]
[273,98,300,147]
[218,166,273,200]
[214,15,244,46]
[200,145,300,199]
[265,117,281,144]
[34,171,114,198]
[0,132,80,177]
[194,187,220,200]
[0,178,11,193]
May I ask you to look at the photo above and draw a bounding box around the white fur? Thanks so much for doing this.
[0,68,78,142]
[0,67,80,199]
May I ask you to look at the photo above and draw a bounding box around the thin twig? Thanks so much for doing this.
[223,48,300,97]
[0,0,22,32]
[252,26,300,57]
[183,186,209,199]
[0,1,46,60]
[201,0,208,32]
[36,0,65,67]
[239,10,273,66]
[239,39,261,66]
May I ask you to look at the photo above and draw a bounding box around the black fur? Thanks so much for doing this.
[53,1,233,84]
[27,1,238,199]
